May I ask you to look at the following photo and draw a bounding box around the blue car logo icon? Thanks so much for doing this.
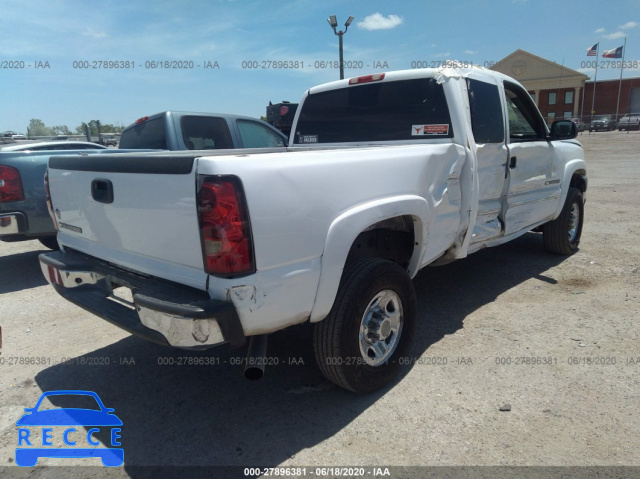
[16,390,123,467]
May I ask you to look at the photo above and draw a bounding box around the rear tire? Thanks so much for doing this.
[38,236,60,250]
[543,187,584,255]
[313,257,416,393]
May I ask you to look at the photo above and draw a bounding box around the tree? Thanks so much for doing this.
[26,119,71,138]
[51,125,72,135]
[75,123,88,135]
[100,123,125,134]
[28,119,51,137]
[74,120,126,136]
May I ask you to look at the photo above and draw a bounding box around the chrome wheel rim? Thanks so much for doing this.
[359,290,403,366]
[568,202,580,243]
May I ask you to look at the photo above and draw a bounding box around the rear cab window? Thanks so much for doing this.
[181,116,233,150]
[293,78,453,144]
[119,117,167,149]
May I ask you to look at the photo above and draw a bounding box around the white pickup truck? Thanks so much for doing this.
[40,67,587,393]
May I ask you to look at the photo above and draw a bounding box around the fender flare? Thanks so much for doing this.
[309,195,429,323]
[551,159,587,219]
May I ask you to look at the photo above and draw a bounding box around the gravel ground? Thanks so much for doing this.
[0,131,639,478]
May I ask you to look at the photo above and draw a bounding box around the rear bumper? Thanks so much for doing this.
[39,250,245,349]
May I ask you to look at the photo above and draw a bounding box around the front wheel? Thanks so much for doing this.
[543,187,584,255]
[313,257,417,393]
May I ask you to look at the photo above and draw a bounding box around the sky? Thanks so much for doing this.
[1,0,638,133]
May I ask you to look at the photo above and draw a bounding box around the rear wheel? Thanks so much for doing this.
[543,187,584,255]
[313,257,416,393]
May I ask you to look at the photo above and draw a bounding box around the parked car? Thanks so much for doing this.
[0,141,106,152]
[100,134,118,146]
[41,67,586,393]
[589,115,617,131]
[618,113,640,131]
[569,117,585,132]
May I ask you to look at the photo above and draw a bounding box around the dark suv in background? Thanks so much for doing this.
[589,115,617,132]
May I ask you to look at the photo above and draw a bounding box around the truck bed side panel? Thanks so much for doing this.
[196,143,464,332]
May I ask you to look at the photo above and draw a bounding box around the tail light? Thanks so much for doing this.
[44,170,58,230]
[0,165,24,202]
[197,176,255,277]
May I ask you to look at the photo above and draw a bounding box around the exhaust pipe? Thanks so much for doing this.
[243,334,268,381]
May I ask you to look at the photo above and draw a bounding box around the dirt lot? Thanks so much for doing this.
[0,131,639,477]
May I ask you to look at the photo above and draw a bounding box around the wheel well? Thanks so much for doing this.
[346,215,416,269]
[570,171,587,193]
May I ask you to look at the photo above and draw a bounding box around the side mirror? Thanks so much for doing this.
[549,120,577,140]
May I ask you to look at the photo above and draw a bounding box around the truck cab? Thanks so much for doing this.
[118,111,287,150]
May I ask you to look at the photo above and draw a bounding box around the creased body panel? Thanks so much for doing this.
[196,143,464,273]
[196,143,465,328]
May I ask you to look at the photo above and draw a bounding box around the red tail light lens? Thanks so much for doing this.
[0,165,25,202]
[197,176,255,277]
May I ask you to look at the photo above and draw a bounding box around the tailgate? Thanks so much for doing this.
[47,153,207,290]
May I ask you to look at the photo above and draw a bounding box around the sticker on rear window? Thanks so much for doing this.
[411,124,449,136]
[298,134,318,143]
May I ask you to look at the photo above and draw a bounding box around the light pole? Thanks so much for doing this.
[327,14,354,80]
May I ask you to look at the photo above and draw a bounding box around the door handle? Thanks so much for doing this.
[509,156,517,168]
[91,179,114,204]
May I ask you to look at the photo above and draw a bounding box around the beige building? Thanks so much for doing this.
[490,49,589,122]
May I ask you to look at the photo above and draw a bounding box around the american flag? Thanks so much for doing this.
[586,43,598,56]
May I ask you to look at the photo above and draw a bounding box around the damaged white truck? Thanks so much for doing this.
[39,67,587,393]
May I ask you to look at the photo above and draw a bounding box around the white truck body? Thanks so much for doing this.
[40,67,587,392]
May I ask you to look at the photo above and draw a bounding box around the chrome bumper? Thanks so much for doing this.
[39,250,245,349]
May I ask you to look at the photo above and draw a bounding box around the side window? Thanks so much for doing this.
[181,116,233,150]
[237,120,285,148]
[466,79,504,143]
[504,82,546,141]
[64,143,99,150]
[33,145,65,150]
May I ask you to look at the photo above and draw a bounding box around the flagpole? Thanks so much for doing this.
[615,37,627,122]
[590,43,599,133]
[580,81,586,121]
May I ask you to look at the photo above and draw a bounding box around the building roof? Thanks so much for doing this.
[490,49,588,90]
